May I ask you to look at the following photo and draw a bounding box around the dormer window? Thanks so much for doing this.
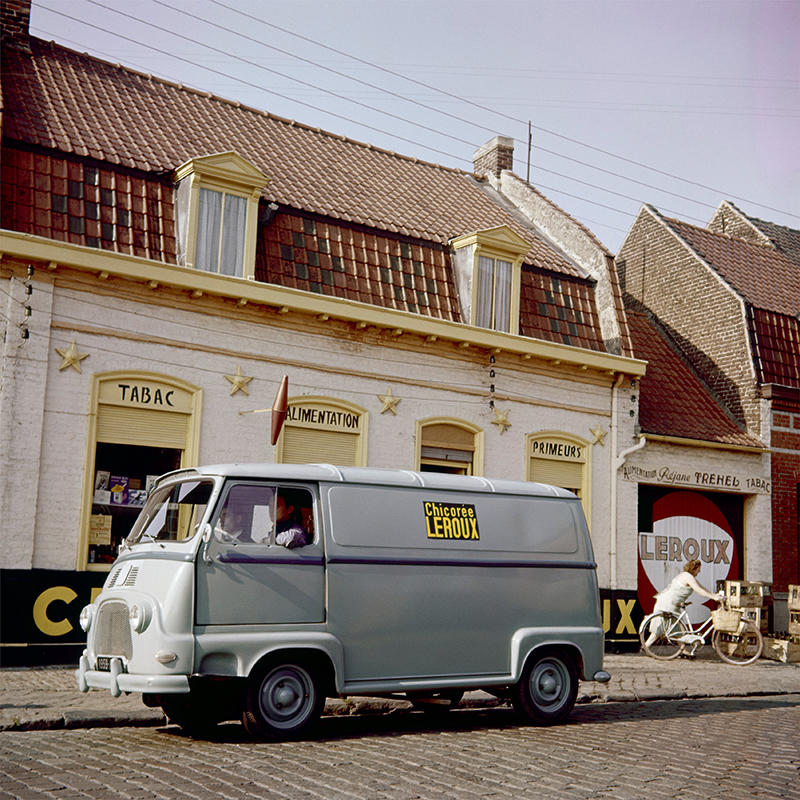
[174,152,268,280]
[450,226,529,334]
[196,188,246,275]
[476,255,513,331]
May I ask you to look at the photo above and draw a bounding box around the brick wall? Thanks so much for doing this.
[771,409,800,590]
[617,209,762,435]
[0,0,31,52]
[707,204,769,245]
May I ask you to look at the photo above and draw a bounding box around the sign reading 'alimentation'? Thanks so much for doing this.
[424,501,480,540]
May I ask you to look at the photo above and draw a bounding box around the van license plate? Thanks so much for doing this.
[96,657,111,671]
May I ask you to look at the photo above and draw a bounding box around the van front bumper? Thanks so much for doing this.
[76,653,190,697]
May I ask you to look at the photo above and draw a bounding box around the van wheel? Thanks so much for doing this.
[242,660,324,739]
[407,690,464,714]
[513,651,577,725]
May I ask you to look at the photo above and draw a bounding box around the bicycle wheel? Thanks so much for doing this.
[639,612,688,660]
[712,622,763,666]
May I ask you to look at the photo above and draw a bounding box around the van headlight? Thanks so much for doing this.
[129,602,152,633]
[79,605,95,632]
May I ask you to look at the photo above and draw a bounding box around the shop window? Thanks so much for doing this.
[89,443,181,564]
[79,372,201,570]
[174,151,268,280]
[450,225,529,334]
[416,418,484,475]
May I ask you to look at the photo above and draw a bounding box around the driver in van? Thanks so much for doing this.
[216,506,251,543]
[275,492,309,549]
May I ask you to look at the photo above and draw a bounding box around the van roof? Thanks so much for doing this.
[166,463,574,498]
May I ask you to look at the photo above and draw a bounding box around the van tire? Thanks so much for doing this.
[242,659,324,739]
[513,650,577,725]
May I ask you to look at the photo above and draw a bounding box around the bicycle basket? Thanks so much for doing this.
[711,608,741,633]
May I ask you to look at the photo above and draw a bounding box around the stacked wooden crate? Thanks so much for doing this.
[763,584,800,663]
[717,580,770,633]
[712,580,769,659]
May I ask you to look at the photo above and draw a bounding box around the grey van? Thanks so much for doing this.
[76,464,610,738]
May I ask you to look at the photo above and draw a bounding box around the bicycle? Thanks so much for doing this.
[638,600,763,666]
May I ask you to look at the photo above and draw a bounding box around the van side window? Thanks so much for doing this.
[213,484,315,547]
[214,484,275,544]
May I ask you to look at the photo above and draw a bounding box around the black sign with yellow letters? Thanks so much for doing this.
[1,569,106,665]
[423,501,479,541]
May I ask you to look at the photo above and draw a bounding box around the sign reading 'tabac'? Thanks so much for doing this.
[638,491,738,623]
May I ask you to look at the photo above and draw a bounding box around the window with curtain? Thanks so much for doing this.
[475,255,512,332]
[195,188,247,276]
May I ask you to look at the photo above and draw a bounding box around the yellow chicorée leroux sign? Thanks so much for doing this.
[98,379,194,413]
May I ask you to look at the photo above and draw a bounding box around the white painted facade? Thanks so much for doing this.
[2,257,639,588]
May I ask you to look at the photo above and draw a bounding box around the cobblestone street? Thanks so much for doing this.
[2,694,799,799]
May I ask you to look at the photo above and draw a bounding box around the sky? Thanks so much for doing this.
[29,0,800,253]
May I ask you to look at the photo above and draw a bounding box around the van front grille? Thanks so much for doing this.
[94,600,132,660]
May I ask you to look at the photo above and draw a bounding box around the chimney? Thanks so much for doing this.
[473,136,514,178]
[1,0,32,53]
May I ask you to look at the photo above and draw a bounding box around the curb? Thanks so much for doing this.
[4,686,799,733]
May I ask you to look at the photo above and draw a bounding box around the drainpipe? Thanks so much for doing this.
[609,373,646,589]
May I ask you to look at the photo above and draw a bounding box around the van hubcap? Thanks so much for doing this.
[530,659,567,708]
[259,666,313,727]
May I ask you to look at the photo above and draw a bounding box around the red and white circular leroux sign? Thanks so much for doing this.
[638,491,739,623]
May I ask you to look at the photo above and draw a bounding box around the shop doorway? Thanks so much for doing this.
[637,486,744,622]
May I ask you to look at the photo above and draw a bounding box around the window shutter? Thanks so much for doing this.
[96,406,188,449]
[530,458,582,494]
[281,427,359,466]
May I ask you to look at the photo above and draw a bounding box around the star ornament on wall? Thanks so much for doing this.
[378,386,401,415]
[224,365,253,396]
[56,340,89,373]
[590,426,608,446]
[491,407,512,434]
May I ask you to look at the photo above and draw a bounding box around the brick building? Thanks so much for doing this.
[618,202,799,624]
[1,1,657,662]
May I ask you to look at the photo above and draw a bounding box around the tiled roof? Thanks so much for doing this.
[519,269,604,351]
[749,307,800,387]
[627,308,762,447]
[2,38,584,279]
[664,216,800,318]
[257,213,462,321]
[2,146,176,262]
[742,214,800,269]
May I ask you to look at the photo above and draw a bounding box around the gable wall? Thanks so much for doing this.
[617,210,762,435]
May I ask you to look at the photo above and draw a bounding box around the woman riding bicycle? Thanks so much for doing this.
[644,559,723,649]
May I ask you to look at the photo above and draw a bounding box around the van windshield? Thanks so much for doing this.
[127,478,215,544]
